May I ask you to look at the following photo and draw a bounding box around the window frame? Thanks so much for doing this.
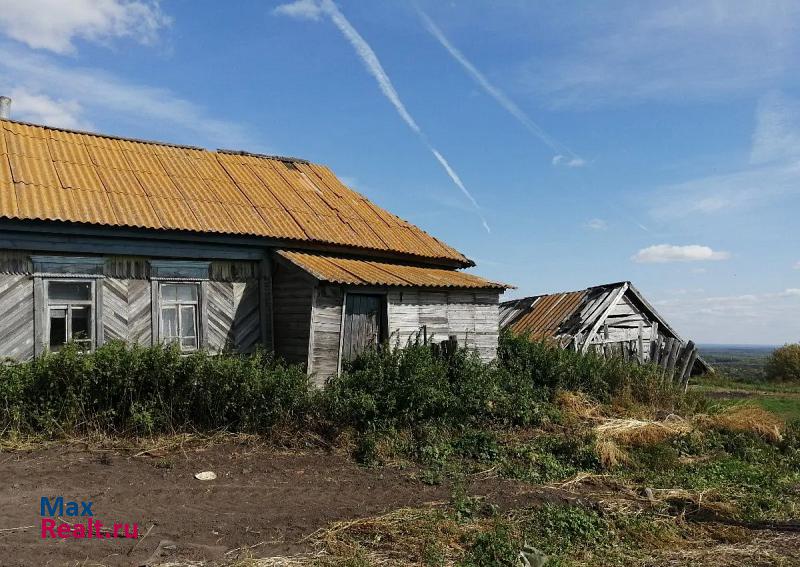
[158,282,201,352]
[43,278,97,352]
[154,280,206,352]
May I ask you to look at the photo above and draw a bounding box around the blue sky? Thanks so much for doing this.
[0,0,798,344]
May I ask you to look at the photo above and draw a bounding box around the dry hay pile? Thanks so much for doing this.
[698,405,785,443]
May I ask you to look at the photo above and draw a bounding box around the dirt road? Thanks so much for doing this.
[0,441,546,566]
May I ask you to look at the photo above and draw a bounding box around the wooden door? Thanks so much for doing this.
[341,294,384,363]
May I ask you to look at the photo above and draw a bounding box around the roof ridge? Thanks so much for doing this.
[216,149,310,164]
[0,117,207,151]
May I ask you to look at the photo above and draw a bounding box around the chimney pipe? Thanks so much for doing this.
[0,96,10,119]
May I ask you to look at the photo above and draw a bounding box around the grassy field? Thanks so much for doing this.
[694,345,800,421]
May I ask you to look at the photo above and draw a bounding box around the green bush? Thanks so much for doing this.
[0,342,313,436]
[765,343,800,382]
[0,332,682,440]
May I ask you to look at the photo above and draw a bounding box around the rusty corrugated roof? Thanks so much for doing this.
[277,250,512,290]
[0,119,469,265]
[507,290,587,340]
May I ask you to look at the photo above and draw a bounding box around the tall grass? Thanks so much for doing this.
[0,333,683,438]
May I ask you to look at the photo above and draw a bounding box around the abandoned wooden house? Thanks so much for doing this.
[0,111,509,383]
[500,281,711,382]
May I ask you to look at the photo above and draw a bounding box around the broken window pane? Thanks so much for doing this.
[49,308,67,349]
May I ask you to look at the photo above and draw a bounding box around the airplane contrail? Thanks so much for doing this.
[275,0,490,232]
[417,7,584,168]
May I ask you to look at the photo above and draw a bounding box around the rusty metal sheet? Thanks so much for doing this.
[509,291,587,338]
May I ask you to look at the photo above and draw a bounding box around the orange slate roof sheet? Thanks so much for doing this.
[277,250,511,290]
[508,290,587,339]
[0,118,469,265]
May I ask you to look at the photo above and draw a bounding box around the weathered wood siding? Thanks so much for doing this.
[102,278,152,345]
[388,289,500,361]
[304,287,502,383]
[0,251,267,358]
[0,274,34,360]
[308,285,344,385]
[272,264,314,366]
[585,293,655,360]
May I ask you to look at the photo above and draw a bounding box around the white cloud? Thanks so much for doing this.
[417,8,584,167]
[794,261,800,270]
[552,154,586,168]
[0,0,169,54]
[652,287,800,343]
[6,88,92,130]
[649,91,800,220]
[585,218,607,230]
[275,0,489,232]
[273,0,323,21]
[751,91,800,164]
[632,244,730,263]
[522,2,800,107]
[0,46,248,148]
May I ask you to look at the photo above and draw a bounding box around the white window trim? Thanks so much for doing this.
[37,278,101,353]
[152,280,208,352]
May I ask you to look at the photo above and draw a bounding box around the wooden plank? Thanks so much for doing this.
[580,283,628,352]
[675,340,695,387]
[664,339,681,383]
[637,321,644,363]
[649,322,659,363]
[680,347,699,392]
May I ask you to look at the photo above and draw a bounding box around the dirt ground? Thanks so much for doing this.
[0,441,564,567]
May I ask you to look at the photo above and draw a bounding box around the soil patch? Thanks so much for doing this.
[0,442,565,566]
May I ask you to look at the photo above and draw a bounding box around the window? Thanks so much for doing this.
[47,280,94,351]
[160,283,200,351]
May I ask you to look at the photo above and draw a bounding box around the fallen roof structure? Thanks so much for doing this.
[500,281,712,377]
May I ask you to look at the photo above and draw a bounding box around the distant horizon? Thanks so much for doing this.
[698,344,781,350]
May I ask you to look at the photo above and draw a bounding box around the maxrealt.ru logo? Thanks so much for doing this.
[40,497,138,539]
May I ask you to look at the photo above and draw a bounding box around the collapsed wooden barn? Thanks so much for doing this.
[0,115,510,384]
[500,281,711,383]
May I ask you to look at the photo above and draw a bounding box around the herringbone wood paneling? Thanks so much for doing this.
[102,278,151,345]
[0,275,34,360]
[233,280,261,352]
[207,281,235,351]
